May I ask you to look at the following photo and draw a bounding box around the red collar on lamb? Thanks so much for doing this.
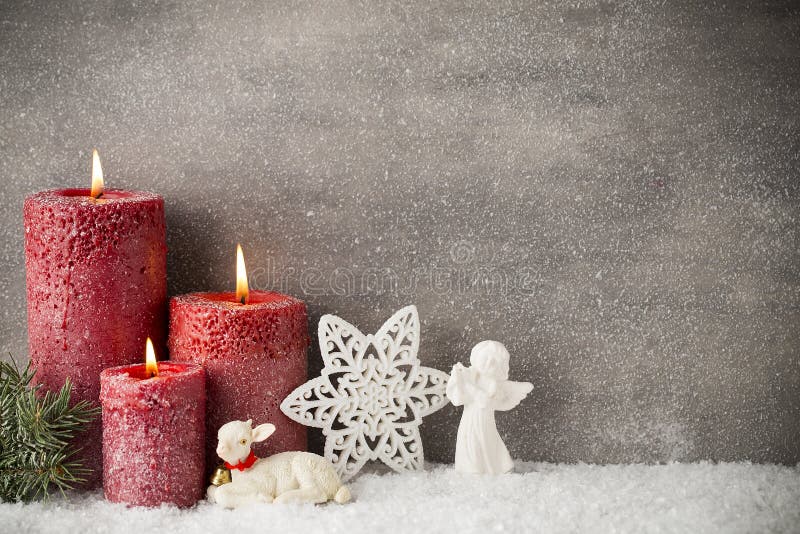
[225,450,258,471]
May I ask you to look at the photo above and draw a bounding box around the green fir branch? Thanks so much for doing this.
[0,357,99,503]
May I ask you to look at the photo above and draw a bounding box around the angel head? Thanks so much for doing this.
[469,340,510,381]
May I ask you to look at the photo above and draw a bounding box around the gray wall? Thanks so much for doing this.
[1,0,798,464]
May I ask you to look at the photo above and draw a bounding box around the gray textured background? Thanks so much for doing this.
[1,0,799,464]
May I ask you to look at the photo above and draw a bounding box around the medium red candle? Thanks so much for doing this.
[23,151,167,487]
[168,245,309,471]
[101,339,205,508]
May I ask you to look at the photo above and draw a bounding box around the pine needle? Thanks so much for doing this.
[0,357,99,502]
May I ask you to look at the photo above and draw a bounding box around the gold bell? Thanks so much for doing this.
[210,465,232,486]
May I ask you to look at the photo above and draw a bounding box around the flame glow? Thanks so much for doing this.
[145,337,159,377]
[91,149,104,198]
[236,243,249,304]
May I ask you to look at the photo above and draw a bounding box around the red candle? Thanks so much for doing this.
[100,340,205,508]
[168,246,309,471]
[23,151,167,487]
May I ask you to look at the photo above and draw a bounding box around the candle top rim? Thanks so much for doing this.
[100,361,204,382]
[99,362,205,407]
[171,290,305,310]
[26,188,162,204]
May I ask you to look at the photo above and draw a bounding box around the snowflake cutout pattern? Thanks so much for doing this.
[280,305,450,481]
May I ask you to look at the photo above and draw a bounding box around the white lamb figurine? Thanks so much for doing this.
[206,420,351,508]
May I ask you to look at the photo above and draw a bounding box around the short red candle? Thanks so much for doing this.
[168,291,309,470]
[100,362,205,508]
[24,188,167,486]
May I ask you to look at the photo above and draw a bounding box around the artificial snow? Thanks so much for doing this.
[1,462,798,534]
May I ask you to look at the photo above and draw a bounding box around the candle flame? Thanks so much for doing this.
[145,337,159,377]
[236,243,249,304]
[91,149,104,198]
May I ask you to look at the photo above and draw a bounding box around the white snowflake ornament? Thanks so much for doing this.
[280,305,449,481]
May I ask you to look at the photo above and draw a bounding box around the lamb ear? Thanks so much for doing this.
[251,423,276,442]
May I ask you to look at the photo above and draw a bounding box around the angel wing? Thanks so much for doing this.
[492,380,533,411]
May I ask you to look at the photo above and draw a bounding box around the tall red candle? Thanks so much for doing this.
[168,290,309,471]
[101,359,205,507]
[24,181,167,486]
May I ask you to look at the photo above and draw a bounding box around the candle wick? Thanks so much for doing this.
[240,295,246,305]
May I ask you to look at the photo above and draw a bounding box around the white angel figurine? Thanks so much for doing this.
[446,340,533,474]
